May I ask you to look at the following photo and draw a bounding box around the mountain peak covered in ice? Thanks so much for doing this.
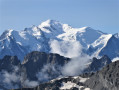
[0,19,119,60]
[0,29,14,40]
[39,19,62,28]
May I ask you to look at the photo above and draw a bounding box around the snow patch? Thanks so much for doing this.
[112,57,119,62]
[60,81,80,89]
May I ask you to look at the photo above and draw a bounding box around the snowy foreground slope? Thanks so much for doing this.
[0,20,119,60]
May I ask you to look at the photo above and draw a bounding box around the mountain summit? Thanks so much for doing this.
[0,20,119,60]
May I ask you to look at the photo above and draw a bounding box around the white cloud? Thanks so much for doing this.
[50,40,91,76]
[50,40,82,58]
[23,80,39,87]
[61,55,90,76]
[0,69,20,89]
[0,66,39,89]
[36,64,61,82]
[3,71,20,84]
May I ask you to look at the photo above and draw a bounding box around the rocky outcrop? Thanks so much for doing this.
[0,55,21,72]
[85,60,119,90]
[14,60,119,90]
[21,51,70,81]
[84,55,112,72]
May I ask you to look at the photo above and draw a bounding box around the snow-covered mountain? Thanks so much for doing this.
[0,19,118,60]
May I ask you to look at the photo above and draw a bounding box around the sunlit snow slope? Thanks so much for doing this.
[0,20,118,60]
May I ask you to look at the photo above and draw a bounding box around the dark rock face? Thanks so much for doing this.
[0,55,21,72]
[23,51,69,65]
[85,60,119,90]
[15,61,119,90]
[22,51,70,81]
[84,55,112,72]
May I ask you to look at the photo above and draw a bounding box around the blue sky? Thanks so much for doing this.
[0,0,119,35]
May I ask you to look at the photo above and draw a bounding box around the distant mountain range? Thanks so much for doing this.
[0,20,119,60]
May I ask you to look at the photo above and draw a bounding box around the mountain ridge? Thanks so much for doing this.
[0,20,119,60]
[13,59,119,90]
[0,51,112,89]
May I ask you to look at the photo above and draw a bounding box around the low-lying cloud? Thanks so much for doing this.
[0,66,39,89]
[0,67,20,89]
[36,64,61,82]
[23,80,39,87]
[62,55,91,76]
[50,40,91,76]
